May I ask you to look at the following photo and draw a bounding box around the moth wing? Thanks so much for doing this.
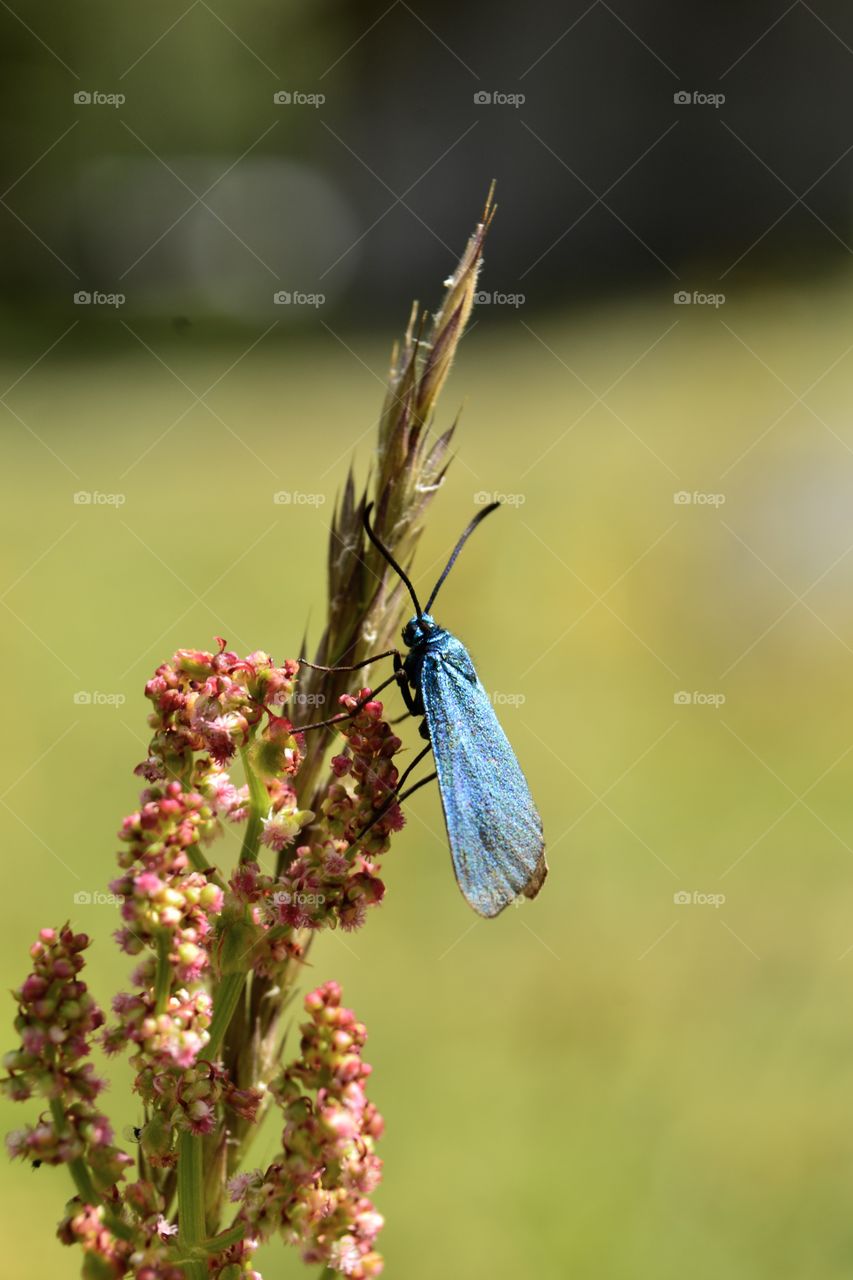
[419,639,546,918]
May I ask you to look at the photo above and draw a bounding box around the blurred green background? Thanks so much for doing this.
[4,1,853,1277]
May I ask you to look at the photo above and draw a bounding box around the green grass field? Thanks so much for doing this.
[3,272,853,1277]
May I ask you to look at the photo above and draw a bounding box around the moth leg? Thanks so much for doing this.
[396,770,437,804]
[375,741,432,805]
[349,743,433,845]
[291,668,402,733]
[299,648,401,674]
[389,691,423,729]
[392,650,420,718]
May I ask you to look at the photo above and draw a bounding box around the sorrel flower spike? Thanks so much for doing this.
[291,182,496,815]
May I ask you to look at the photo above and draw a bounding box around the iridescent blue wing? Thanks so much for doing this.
[418,633,547,917]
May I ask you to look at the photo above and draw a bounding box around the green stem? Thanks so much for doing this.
[239,744,268,865]
[200,1220,246,1253]
[207,742,266,1074]
[177,1130,206,1252]
[49,1097,100,1204]
[172,1260,207,1280]
[153,930,172,1016]
[206,971,246,1061]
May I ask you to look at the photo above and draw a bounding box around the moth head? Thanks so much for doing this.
[402,614,437,646]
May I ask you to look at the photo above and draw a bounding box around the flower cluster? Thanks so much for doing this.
[107,772,223,1078]
[231,981,384,1278]
[325,690,406,849]
[107,775,226,1086]
[260,691,406,935]
[4,642,401,1279]
[105,987,213,1078]
[106,644,308,1067]
[142,639,299,772]
[117,776,224,879]
[2,927,131,1191]
[58,1192,184,1280]
[210,684,408,988]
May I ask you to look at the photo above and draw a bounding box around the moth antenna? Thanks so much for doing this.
[363,503,424,617]
[424,502,500,614]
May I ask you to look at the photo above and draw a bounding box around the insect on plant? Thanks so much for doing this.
[2,192,547,1280]
[299,500,547,918]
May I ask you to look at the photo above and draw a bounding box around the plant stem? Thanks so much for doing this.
[208,743,268,1064]
[239,744,268,865]
[207,971,246,1060]
[49,1097,100,1204]
[153,930,172,1016]
[173,1259,207,1280]
[177,1130,206,1264]
[201,1220,246,1253]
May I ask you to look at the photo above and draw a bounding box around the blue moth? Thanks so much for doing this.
[358,501,547,918]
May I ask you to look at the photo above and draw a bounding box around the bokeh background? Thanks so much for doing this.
[3,3,853,1277]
